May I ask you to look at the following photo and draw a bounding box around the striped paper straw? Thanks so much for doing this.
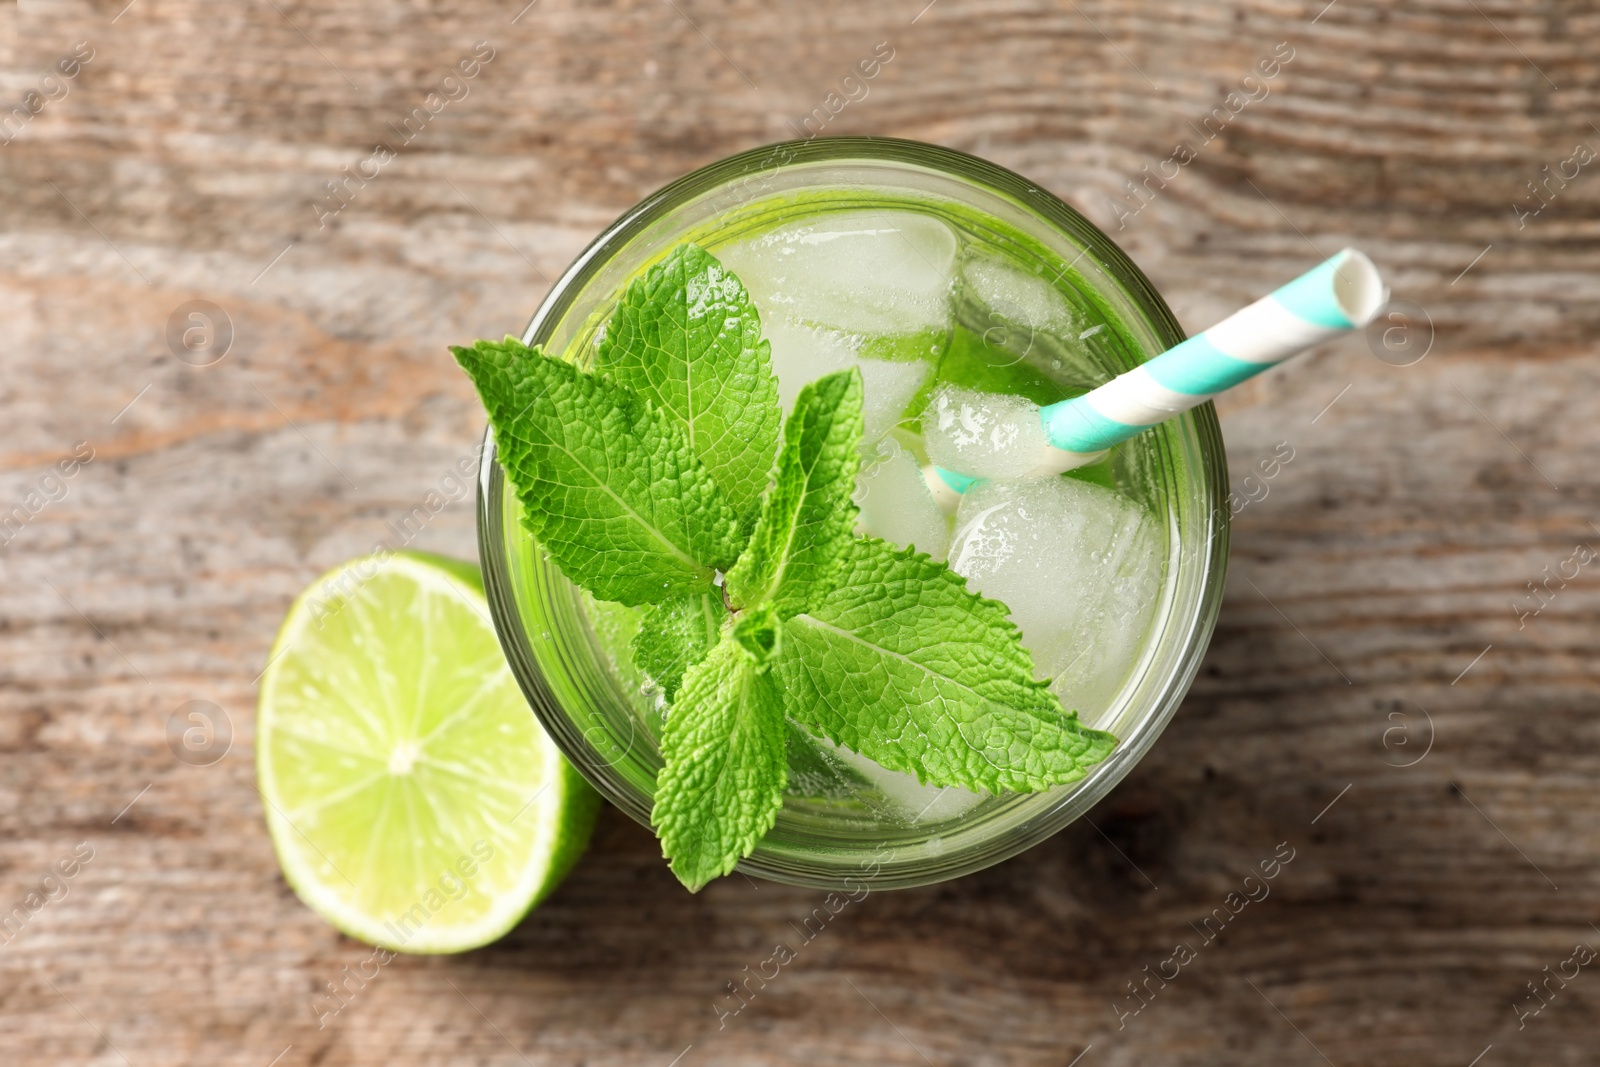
[1039,248,1386,457]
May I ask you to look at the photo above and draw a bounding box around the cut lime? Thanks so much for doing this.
[257,551,599,954]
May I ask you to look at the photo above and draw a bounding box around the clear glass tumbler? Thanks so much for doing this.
[477,138,1228,890]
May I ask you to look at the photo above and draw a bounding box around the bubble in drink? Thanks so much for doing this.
[922,383,1051,481]
[948,475,1163,724]
[855,436,951,561]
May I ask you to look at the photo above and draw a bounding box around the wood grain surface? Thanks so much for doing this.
[3,0,1599,1064]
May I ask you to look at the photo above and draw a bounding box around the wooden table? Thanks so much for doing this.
[3,1,1596,1063]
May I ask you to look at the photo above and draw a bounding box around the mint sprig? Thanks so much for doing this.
[453,243,1121,892]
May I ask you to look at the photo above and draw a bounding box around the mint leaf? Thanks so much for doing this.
[596,244,781,523]
[632,594,723,701]
[651,637,788,891]
[453,337,743,605]
[779,538,1118,793]
[725,369,864,618]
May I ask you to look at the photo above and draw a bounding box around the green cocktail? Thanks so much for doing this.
[476,139,1227,890]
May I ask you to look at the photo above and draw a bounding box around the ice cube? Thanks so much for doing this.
[761,318,856,410]
[948,476,1164,724]
[762,318,929,444]
[719,210,958,335]
[922,384,1050,481]
[959,256,1111,393]
[857,359,929,444]
[820,737,988,824]
[963,256,1076,337]
[855,437,951,561]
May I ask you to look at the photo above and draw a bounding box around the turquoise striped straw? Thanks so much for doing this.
[928,248,1385,503]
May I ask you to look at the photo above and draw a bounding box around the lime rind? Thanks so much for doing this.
[257,551,599,954]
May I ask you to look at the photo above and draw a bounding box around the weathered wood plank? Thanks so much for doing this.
[2,0,1598,1064]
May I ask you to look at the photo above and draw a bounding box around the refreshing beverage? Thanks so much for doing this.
[477,140,1228,889]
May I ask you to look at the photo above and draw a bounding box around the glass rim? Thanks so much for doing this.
[477,136,1230,890]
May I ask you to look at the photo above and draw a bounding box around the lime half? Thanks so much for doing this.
[257,551,599,954]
